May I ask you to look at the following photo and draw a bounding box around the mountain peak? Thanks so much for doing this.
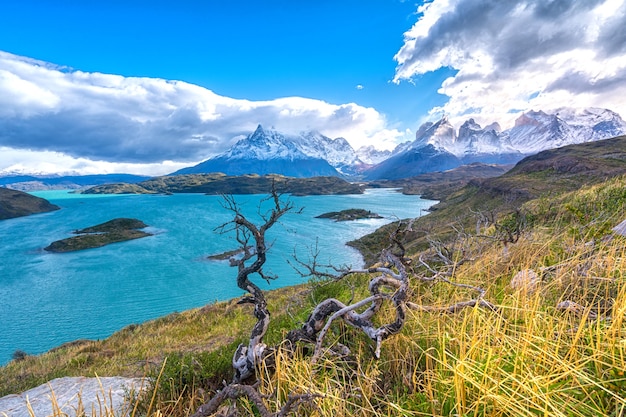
[172,125,366,177]
[412,115,456,150]
[402,107,625,165]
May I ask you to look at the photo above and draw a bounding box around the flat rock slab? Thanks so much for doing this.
[0,376,146,417]
[613,218,626,236]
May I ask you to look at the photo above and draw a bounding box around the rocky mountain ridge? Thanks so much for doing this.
[173,107,626,180]
[364,107,626,179]
[173,125,367,177]
[2,108,624,185]
[411,107,626,159]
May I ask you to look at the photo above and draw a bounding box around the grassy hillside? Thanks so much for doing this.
[352,135,626,265]
[0,188,60,220]
[367,162,512,200]
[83,174,364,195]
[1,137,625,416]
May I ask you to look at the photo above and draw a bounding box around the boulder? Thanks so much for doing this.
[0,376,146,417]
[510,269,540,293]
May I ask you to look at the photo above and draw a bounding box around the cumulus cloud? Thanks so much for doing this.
[0,147,190,176]
[0,51,405,175]
[394,0,626,128]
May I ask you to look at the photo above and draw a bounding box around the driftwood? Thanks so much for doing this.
[193,190,496,415]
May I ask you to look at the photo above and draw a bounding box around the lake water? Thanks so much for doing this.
[0,189,434,365]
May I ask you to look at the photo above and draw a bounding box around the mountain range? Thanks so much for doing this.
[365,107,626,179]
[0,174,149,191]
[2,107,625,189]
[173,125,367,177]
[172,107,626,180]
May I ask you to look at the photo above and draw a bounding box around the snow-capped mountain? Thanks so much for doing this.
[364,107,625,180]
[439,107,626,157]
[173,107,625,180]
[297,131,365,175]
[172,125,365,177]
[504,108,626,153]
[355,145,392,165]
[411,116,457,151]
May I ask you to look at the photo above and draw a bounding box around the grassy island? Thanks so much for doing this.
[82,174,364,195]
[44,218,152,253]
[315,208,383,221]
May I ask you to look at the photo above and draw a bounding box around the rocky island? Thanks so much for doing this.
[0,188,60,220]
[44,218,152,253]
[315,208,383,221]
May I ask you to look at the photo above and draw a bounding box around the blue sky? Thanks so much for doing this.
[1,0,449,127]
[1,0,625,175]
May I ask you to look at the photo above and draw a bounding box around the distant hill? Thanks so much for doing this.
[368,162,512,200]
[82,174,364,196]
[0,188,60,220]
[363,144,462,180]
[0,174,150,191]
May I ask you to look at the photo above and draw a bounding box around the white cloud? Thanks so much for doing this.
[394,0,626,128]
[0,147,189,176]
[0,51,407,175]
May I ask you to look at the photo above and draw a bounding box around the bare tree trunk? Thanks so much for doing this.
[193,192,496,416]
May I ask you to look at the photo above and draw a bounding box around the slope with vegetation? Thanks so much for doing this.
[82,174,364,196]
[352,135,626,264]
[1,137,626,416]
[0,188,60,220]
[367,162,511,200]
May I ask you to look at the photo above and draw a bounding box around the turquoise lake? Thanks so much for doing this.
[0,189,435,365]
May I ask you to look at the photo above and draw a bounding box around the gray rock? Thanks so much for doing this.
[613,219,626,237]
[0,377,146,417]
[510,269,540,293]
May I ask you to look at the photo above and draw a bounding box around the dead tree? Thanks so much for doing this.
[215,191,296,383]
[288,220,497,361]
[192,192,496,416]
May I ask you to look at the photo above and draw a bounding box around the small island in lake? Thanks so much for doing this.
[207,247,248,261]
[315,208,383,222]
[45,218,152,253]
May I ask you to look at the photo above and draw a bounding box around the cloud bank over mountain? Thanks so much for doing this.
[0,51,405,175]
[394,0,626,127]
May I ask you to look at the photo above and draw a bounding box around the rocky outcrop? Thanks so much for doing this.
[0,376,146,417]
[510,269,540,293]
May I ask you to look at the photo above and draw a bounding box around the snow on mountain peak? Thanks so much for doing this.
[220,124,365,174]
[356,145,392,165]
[421,107,626,157]
[178,107,625,179]
[412,116,456,150]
